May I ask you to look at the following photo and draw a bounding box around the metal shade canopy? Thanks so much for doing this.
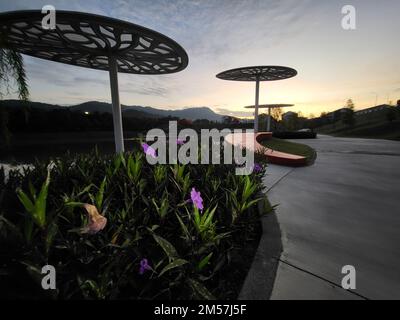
[0,10,189,152]
[244,104,294,131]
[216,65,297,132]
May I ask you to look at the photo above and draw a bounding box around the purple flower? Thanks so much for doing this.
[176,138,185,145]
[139,258,151,275]
[253,163,262,173]
[190,187,204,211]
[141,143,156,158]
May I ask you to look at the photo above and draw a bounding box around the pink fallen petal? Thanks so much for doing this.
[81,204,107,235]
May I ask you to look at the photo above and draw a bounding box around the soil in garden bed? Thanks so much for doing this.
[211,219,262,299]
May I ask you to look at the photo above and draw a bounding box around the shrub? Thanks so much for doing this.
[386,109,396,122]
[273,131,317,139]
[0,149,267,299]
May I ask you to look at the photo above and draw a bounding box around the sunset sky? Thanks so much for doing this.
[1,0,399,118]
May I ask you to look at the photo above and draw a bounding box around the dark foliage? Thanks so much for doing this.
[272,131,317,139]
[0,149,268,299]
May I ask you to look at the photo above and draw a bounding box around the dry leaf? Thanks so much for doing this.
[81,204,107,235]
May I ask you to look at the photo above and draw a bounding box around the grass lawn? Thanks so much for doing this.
[333,120,400,141]
[260,137,317,165]
[316,119,400,141]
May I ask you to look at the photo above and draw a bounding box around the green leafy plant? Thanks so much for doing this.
[230,175,262,222]
[16,170,50,229]
[153,165,167,185]
[127,153,142,182]
[0,148,267,300]
[152,192,169,219]
[192,206,218,243]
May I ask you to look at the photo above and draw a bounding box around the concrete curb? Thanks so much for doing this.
[238,199,282,300]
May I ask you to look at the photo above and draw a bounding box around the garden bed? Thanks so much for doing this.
[0,149,268,299]
[260,137,317,165]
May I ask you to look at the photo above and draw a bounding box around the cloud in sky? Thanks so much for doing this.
[1,0,400,115]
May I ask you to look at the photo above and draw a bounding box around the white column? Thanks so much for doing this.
[108,56,124,153]
[267,107,271,131]
[254,76,260,133]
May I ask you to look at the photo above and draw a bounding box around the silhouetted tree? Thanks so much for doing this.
[0,33,29,146]
[284,113,299,131]
[270,107,283,130]
[346,99,355,110]
[342,99,355,127]
[222,115,240,125]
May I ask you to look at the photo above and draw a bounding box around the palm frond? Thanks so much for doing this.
[0,33,29,100]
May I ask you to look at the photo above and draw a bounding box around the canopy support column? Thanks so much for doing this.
[254,76,260,133]
[267,107,271,132]
[109,56,124,153]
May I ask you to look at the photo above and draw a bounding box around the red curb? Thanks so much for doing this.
[225,132,307,167]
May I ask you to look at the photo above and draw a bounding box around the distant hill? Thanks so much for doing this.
[70,101,112,114]
[71,101,155,119]
[0,100,63,110]
[0,100,225,122]
[123,105,223,121]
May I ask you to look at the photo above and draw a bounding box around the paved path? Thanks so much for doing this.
[266,135,400,300]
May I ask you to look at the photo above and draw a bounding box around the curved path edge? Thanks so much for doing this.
[225,132,307,167]
[238,198,282,299]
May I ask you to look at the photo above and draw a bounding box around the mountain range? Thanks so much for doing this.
[0,100,225,122]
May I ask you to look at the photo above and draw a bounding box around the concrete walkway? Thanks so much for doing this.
[266,135,400,300]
